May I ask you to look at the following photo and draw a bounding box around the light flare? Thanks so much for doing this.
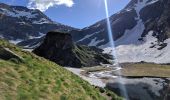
[104,0,129,99]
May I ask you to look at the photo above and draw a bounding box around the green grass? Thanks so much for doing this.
[0,39,122,100]
[119,63,170,77]
[82,63,170,78]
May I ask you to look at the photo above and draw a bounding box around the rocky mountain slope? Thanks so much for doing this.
[1,0,170,63]
[71,0,170,64]
[0,3,75,48]
[33,31,112,68]
[0,39,122,100]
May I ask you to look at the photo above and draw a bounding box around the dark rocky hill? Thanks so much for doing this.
[33,31,111,68]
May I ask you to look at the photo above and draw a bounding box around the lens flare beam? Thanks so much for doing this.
[104,0,129,99]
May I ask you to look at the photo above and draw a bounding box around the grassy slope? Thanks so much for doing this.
[82,63,170,78]
[120,63,170,77]
[0,39,121,100]
[73,45,110,67]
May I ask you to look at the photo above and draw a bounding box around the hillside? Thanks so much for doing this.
[0,39,121,100]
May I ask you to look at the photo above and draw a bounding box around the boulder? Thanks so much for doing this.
[0,46,23,62]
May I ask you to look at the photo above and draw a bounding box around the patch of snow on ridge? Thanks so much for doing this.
[9,39,23,45]
[77,29,104,43]
[32,18,51,24]
[0,34,4,38]
[88,37,105,46]
[134,0,160,19]
[77,32,97,43]
[115,20,145,46]
[0,8,37,18]
[134,0,148,19]
[147,0,159,5]
[28,32,45,39]
[100,16,145,48]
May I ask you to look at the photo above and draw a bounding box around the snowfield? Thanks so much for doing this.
[103,30,170,64]
[102,0,170,64]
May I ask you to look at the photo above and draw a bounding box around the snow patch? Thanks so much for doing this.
[65,67,105,87]
[77,30,103,43]
[104,31,170,64]
[115,20,145,46]
[0,8,37,18]
[88,37,105,46]
[0,34,4,39]
[147,0,159,5]
[32,18,51,24]
[9,39,23,45]
[134,0,160,19]
[134,0,148,19]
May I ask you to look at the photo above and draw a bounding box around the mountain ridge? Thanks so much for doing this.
[0,2,77,47]
[1,0,170,63]
[71,0,170,64]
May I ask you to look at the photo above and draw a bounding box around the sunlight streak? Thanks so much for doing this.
[104,0,129,99]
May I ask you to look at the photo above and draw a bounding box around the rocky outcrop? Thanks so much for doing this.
[0,46,23,62]
[33,31,111,68]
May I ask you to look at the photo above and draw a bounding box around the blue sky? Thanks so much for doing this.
[0,0,130,29]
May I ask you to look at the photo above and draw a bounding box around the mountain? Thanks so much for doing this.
[0,3,76,48]
[71,0,170,64]
[1,0,170,64]
[33,31,112,68]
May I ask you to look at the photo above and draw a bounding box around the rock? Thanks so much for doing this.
[0,46,23,62]
[33,31,111,68]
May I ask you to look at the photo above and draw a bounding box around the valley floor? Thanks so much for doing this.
[65,63,170,100]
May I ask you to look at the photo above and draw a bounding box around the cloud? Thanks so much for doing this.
[27,0,74,12]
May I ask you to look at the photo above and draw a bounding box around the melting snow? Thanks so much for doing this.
[65,67,105,87]
[115,20,145,46]
[9,39,23,45]
[88,37,105,46]
[77,30,104,43]
[0,8,37,18]
[147,0,159,5]
[77,32,97,42]
[104,31,170,64]
[102,0,170,64]
[32,18,51,24]
[134,0,148,19]
[0,34,4,38]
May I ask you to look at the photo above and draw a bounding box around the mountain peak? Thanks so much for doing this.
[0,3,76,47]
